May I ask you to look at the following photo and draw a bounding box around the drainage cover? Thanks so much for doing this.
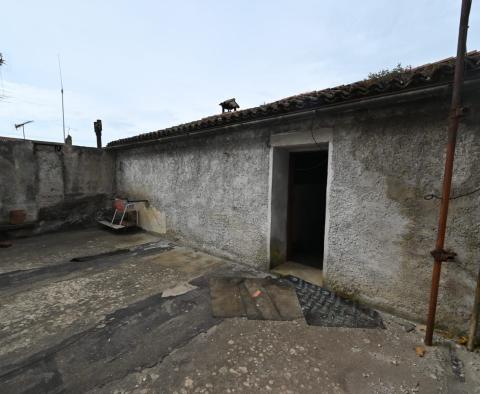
[284,276,385,329]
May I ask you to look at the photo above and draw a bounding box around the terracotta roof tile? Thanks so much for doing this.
[108,51,480,147]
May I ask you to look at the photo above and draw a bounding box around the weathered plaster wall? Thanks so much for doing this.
[115,127,272,265]
[269,148,289,267]
[114,91,479,333]
[324,94,480,334]
[0,140,37,223]
[0,140,115,233]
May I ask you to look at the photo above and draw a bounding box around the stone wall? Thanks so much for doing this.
[0,140,115,233]
[115,126,272,265]
[113,89,480,334]
[325,95,480,334]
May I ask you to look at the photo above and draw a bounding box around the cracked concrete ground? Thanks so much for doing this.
[0,228,479,393]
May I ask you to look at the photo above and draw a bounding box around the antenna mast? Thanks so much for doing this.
[15,120,34,140]
[57,55,66,142]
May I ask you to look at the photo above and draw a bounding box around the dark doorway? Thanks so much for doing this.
[287,150,328,269]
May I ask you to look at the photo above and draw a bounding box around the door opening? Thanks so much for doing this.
[287,150,328,269]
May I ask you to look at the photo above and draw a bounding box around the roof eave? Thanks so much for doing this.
[106,76,480,151]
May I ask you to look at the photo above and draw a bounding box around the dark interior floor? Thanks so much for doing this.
[289,251,323,268]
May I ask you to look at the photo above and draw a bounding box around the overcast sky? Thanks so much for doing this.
[1,1,479,146]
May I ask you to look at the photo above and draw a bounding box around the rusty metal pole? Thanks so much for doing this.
[424,0,472,346]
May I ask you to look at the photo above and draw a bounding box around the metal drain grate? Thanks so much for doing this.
[284,276,385,329]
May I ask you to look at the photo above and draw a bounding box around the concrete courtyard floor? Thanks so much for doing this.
[0,228,479,394]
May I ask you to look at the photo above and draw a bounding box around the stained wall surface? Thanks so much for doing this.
[114,90,479,334]
[0,140,115,233]
[116,126,272,265]
[325,96,480,333]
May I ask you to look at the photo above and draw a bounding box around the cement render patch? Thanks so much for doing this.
[1,229,479,393]
[0,231,225,366]
[0,228,160,273]
[0,287,222,393]
[0,250,183,360]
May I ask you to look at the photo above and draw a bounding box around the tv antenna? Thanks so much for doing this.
[15,120,34,140]
[57,55,66,142]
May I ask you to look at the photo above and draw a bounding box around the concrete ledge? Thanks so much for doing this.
[270,128,332,148]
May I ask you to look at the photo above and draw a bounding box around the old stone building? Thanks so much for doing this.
[107,52,480,333]
[2,52,479,334]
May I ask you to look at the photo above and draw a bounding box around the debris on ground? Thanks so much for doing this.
[415,345,426,357]
[251,289,262,298]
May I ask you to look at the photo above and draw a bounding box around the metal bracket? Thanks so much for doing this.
[450,106,469,119]
[431,248,457,262]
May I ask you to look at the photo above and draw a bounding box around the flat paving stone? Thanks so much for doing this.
[209,277,304,321]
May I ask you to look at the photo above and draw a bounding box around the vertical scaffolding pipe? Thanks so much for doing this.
[424,0,472,346]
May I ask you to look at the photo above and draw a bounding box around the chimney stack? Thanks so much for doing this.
[94,119,102,148]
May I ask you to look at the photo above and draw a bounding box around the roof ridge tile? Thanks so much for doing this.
[108,51,480,147]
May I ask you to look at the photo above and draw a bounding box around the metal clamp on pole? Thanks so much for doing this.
[430,248,457,262]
